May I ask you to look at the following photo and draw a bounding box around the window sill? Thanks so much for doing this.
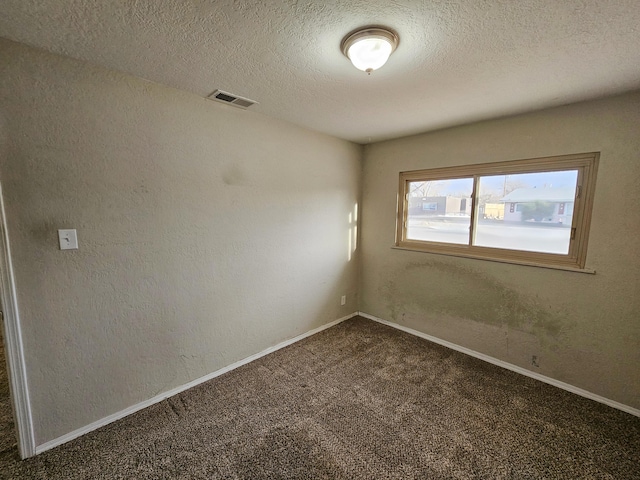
[391,245,596,274]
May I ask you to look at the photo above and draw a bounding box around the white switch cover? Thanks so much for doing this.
[58,229,78,250]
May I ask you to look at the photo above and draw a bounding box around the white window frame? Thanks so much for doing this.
[395,152,599,272]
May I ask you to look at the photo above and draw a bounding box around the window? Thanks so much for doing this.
[395,153,599,271]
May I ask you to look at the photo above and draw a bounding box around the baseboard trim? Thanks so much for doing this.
[358,312,640,418]
[35,312,358,455]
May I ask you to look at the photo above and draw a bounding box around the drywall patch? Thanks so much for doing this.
[379,259,570,342]
[221,163,250,187]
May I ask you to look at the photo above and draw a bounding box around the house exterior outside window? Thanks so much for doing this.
[502,186,575,225]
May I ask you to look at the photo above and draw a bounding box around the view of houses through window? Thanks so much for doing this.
[397,153,599,270]
[406,170,578,254]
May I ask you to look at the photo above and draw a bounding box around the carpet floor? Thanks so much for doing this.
[0,326,17,462]
[0,317,639,479]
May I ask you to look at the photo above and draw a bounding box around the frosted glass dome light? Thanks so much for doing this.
[341,27,399,74]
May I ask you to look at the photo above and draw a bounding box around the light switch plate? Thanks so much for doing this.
[58,229,78,250]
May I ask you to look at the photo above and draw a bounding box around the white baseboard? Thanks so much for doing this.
[35,312,358,455]
[359,312,640,418]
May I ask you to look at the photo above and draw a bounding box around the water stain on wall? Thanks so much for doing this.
[379,259,571,342]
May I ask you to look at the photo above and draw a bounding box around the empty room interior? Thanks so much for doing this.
[0,1,639,478]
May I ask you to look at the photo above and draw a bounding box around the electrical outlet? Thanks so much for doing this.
[531,355,540,368]
[340,295,346,306]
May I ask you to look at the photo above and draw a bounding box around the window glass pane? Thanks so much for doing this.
[406,178,473,245]
[473,170,578,254]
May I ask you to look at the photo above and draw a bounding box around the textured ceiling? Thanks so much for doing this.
[1,1,639,144]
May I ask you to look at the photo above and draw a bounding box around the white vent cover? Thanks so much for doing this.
[206,89,258,109]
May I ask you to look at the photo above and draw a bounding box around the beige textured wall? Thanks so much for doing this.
[0,39,362,445]
[361,92,640,409]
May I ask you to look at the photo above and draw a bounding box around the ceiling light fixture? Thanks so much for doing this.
[341,26,399,74]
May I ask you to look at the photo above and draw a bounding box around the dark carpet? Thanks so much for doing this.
[0,325,17,461]
[1,317,639,479]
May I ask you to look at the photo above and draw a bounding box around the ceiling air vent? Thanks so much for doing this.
[207,89,258,109]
